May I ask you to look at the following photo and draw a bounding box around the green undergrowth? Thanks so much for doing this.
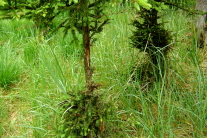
[0,46,22,88]
[0,4,207,138]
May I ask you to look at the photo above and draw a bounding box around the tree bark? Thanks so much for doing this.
[83,24,92,91]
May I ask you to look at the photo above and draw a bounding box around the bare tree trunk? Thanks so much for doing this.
[83,24,92,91]
[195,0,207,47]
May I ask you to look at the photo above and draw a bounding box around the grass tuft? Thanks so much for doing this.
[0,46,22,88]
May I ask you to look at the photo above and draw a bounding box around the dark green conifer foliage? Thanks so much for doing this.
[131,7,172,81]
[59,92,112,137]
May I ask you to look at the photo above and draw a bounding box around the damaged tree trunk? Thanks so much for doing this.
[83,24,93,91]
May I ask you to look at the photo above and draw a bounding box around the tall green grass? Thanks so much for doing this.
[0,46,22,88]
[0,4,207,138]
